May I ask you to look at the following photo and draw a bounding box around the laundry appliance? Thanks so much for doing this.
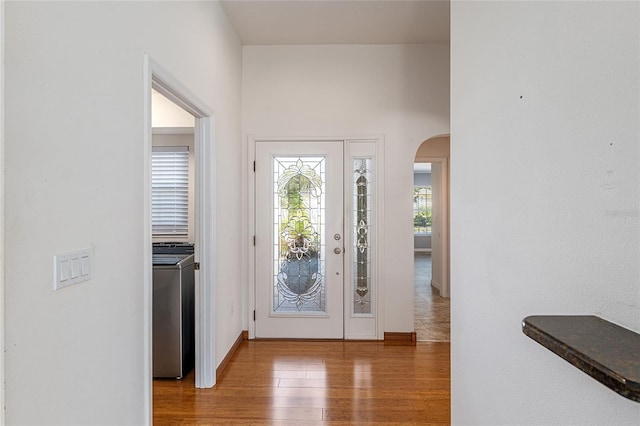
[152,242,195,379]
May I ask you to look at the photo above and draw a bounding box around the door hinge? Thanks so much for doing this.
[253,161,256,172]
[253,310,256,321]
[253,235,256,246]
[194,262,200,271]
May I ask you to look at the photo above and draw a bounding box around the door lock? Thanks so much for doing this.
[334,234,341,241]
[334,247,342,254]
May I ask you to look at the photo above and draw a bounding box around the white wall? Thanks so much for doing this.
[4,2,242,424]
[243,44,450,332]
[413,171,431,187]
[451,2,640,424]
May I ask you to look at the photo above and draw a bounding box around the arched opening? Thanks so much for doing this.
[413,135,450,342]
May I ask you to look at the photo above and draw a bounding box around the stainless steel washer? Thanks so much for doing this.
[152,244,195,379]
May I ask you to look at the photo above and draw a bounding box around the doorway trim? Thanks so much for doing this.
[414,156,449,298]
[0,2,5,423]
[143,55,216,417]
[247,136,385,340]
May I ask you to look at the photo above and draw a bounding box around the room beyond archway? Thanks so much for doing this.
[414,135,450,341]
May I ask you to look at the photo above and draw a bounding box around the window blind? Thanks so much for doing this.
[152,146,189,238]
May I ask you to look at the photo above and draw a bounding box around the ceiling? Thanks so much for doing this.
[220,0,450,45]
[414,163,432,173]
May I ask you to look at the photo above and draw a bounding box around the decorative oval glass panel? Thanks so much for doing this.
[273,157,326,312]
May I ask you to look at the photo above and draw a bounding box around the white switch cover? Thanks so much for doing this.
[81,255,90,276]
[54,248,92,290]
[59,260,71,281]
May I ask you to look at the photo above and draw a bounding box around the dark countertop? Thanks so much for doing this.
[522,315,640,403]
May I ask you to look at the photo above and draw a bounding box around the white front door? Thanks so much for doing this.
[255,141,344,338]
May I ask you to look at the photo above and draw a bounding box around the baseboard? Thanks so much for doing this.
[431,279,441,291]
[252,338,344,342]
[248,333,410,343]
[384,332,417,345]
[216,330,247,380]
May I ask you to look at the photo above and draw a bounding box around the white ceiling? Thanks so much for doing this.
[220,0,450,45]
[414,163,432,173]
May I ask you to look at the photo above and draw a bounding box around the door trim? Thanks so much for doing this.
[247,136,385,340]
[0,2,5,423]
[143,56,217,410]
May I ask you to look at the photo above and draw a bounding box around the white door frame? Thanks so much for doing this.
[0,2,5,424]
[415,156,449,298]
[143,55,217,419]
[247,136,385,340]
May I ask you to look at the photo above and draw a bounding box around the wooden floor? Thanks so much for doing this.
[153,340,450,425]
[414,253,450,342]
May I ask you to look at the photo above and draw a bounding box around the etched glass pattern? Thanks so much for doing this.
[353,158,372,314]
[272,157,326,313]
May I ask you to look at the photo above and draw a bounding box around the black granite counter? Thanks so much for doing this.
[522,315,640,403]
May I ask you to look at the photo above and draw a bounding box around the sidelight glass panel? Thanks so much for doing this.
[353,158,372,314]
[272,157,326,313]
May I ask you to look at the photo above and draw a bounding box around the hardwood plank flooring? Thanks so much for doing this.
[153,340,450,425]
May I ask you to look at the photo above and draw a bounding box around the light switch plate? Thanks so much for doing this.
[54,248,92,290]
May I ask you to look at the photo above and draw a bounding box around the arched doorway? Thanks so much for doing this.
[414,135,450,341]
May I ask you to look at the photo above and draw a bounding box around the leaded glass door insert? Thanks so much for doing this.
[255,141,344,338]
[353,158,372,315]
[274,157,326,313]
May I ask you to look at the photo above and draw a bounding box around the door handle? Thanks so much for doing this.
[334,247,342,255]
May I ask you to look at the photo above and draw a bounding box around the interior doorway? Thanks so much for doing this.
[143,55,216,408]
[414,136,450,342]
[151,90,196,382]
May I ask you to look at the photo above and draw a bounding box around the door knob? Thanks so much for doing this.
[334,247,342,254]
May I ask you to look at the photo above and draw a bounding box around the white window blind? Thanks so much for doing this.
[152,146,189,238]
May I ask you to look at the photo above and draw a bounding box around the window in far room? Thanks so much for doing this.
[413,186,432,234]
[152,146,189,238]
